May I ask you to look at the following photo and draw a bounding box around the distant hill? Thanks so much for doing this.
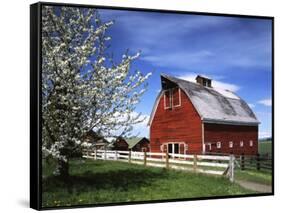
[259,137,272,142]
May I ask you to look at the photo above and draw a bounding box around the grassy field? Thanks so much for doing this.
[42,159,256,208]
[234,140,272,185]
[235,169,272,185]
[258,140,272,156]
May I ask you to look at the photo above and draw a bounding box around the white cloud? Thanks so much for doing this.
[258,98,272,106]
[98,112,149,138]
[248,103,255,108]
[141,50,215,71]
[178,73,240,92]
[258,131,272,139]
[131,114,149,137]
[115,111,149,137]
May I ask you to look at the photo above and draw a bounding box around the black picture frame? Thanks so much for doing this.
[30,1,274,210]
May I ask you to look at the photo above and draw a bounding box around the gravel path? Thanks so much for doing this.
[235,180,272,193]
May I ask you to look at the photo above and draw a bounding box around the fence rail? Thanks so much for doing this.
[83,149,235,182]
[239,154,272,172]
[205,152,272,172]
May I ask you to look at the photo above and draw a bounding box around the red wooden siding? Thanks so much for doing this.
[132,138,150,152]
[113,138,128,151]
[150,88,203,154]
[204,123,258,155]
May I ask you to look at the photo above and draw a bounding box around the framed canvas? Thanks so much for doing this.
[30,1,274,210]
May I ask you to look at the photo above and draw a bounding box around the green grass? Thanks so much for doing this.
[235,140,272,186]
[235,169,272,185]
[258,140,272,156]
[42,159,256,208]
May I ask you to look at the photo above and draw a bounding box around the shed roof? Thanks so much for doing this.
[149,74,259,126]
[126,137,149,149]
[84,130,109,144]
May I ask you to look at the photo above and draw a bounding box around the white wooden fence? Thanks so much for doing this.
[83,149,235,182]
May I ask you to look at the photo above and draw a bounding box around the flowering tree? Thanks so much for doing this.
[42,6,151,178]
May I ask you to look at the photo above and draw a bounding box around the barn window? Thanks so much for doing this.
[164,90,172,109]
[217,142,221,149]
[249,140,253,147]
[203,79,208,87]
[229,141,233,148]
[206,143,212,151]
[240,141,244,147]
[172,87,181,107]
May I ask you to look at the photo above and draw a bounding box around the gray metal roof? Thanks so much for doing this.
[126,137,143,149]
[149,74,259,126]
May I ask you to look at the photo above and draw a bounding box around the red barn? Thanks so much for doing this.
[113,137,129,151]
[148,74,259,156]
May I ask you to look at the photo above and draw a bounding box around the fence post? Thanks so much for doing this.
[229,154,234,182]
[115,150,118,161]
[104,147,106,160]
[94,148,97,160]
[241,153,245,170]
[165,151,169,169]
[128,150,131,163]
[193,154,197,172]
[87,147,89,158]
[256,153,260,170]
[144,151,147,166]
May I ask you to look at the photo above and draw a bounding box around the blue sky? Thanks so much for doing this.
[98,9,272,139]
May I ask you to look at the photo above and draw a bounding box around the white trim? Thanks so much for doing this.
[240,141,244,147]
[203,119,260,126]
[148,91,164,126]
[216,142,221,149]
[172,87,181,108]
[229,141,233,148]
[164,89,172,109]
[163,142,187,157]
[249,140,253,147]
[202,123,205,154]
[161,74,204,120]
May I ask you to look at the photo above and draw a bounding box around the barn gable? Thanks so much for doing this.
[149,74,259,126]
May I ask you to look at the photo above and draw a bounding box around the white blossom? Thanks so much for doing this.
[41,6,151,174]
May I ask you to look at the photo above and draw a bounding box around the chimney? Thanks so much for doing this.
[196,75,212,87]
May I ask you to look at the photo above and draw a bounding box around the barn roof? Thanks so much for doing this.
[84,130,109,144]
[148,74,259,126]
[126,137,149,149]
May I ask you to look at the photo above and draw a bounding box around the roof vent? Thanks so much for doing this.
[196,75,212,87]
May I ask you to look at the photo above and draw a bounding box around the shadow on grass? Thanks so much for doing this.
[43,168,167,194]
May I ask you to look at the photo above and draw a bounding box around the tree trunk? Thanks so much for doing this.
[57,159,69,179]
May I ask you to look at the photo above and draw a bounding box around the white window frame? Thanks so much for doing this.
[240,141,244,147]
[163,142,187,158]
[203,79,208,87]
[164,89,172,109]
[217,142,221,149]
[229,141,233,148]
[184,144,188,151]
[206,143,212,151]
[249,140,253,147]
[172,87,181,108]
